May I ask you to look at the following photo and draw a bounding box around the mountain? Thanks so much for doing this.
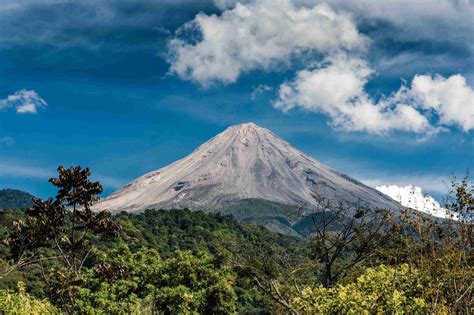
[0,189,35,210]
[94,123,401,235]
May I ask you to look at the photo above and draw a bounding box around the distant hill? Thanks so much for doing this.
[0,189,35,209]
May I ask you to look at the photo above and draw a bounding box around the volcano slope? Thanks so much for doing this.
[94,123,401,236]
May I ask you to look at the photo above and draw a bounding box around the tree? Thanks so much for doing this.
[233,195,395,313]
[75,246,238,314]
[231,238,310,314]
[305,195,393,288]
[379,175,474,313]
[5,166,120,314]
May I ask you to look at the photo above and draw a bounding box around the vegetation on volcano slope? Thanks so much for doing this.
[1,208,306,313]
[0,166,472,314]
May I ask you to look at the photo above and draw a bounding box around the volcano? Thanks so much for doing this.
[94,123,401,235]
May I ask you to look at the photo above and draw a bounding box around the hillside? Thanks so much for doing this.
[0,189,35,210]
[0,208,307,313]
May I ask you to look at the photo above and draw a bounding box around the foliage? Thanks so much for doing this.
[0,282,60,314]
[0,209,24,262]
[1,169,472,314]
[75,246,237,314]
[375,176,473,313]
[2,207,302,313]
[108,208,308,313]
[304,195,393,287]
[232,177,473,314]
[291,264,430,314]
[232,196,395,313]
[4,166,120,314]
[113,208,304,256]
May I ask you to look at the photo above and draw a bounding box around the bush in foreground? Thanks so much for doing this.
[292,264,431,314]
[0,282,59,314]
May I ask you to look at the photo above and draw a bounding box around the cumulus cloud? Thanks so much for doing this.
[314,0,474,44]
[407,74,474,131]
[274,54,474,134]
[360,174,448,195]
[168,0,474,135]
[0,89,47,114]
[167,0,368,86]
[274,55,438,134]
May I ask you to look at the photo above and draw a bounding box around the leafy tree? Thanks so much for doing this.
[304,195,393,287]
[230,234,313,314]
[75,245,237,314]
[1,206,305,313]
[5,166,120,314]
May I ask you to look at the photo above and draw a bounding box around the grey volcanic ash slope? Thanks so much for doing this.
[94,123,400,231]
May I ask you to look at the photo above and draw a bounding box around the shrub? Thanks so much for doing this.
[292,264,432,314]
[0,282,59,314]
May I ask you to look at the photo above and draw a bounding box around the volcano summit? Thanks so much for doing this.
[94,123,401,235]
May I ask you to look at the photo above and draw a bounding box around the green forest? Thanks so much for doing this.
[0,166,472,314]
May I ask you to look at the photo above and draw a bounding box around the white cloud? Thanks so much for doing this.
[214,0,474,45]
[274,54,437,134]
[361,175,448,196]
[275,56,371,112]
[311,0,474,44]
[174,0,474,136]
[167,0,368,86]
[375,184,465,220]
[0,89,47,114]
[408,74,474,131]
[274,53,474,134]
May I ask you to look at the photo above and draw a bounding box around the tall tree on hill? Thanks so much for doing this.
[4,166,120,314]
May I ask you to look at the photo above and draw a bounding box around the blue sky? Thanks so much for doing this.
[0,0,472,201]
